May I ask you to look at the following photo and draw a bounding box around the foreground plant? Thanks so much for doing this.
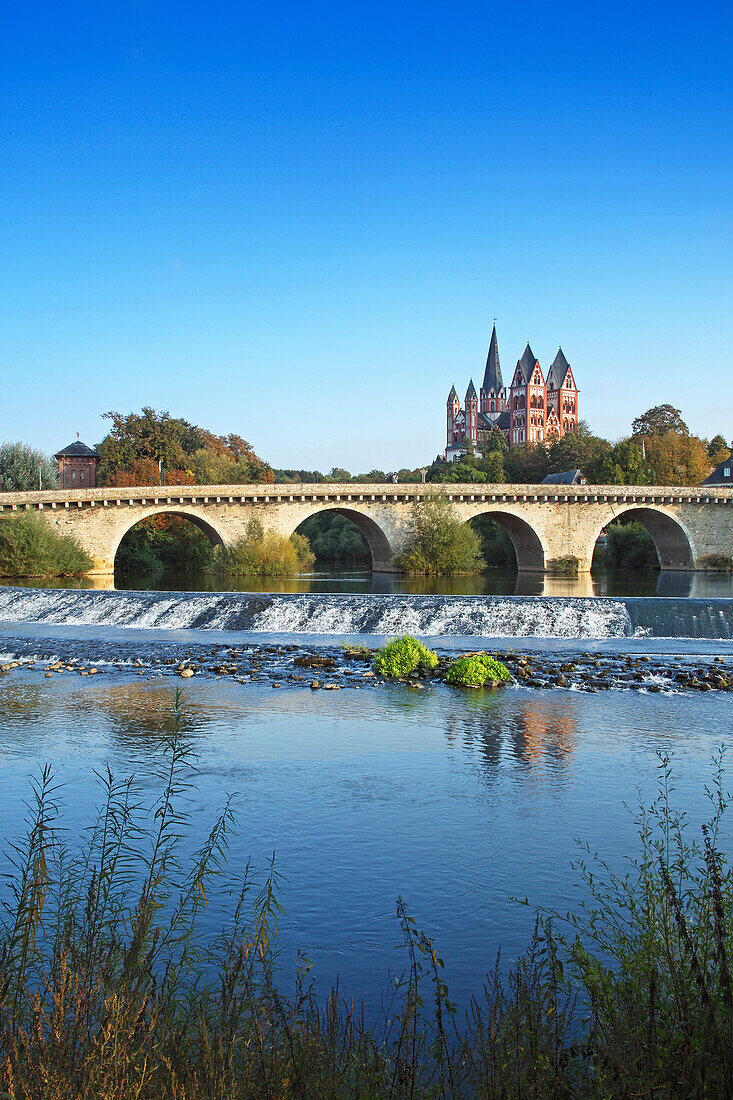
[445,652,511,688]
[0,697,731,1098]
[372,635,438,678]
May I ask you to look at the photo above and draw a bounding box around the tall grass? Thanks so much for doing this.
[0,700,731,1098]
[0,513,92,577]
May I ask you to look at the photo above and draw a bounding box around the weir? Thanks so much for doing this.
[2,587,733,640]
[1,482,732,576]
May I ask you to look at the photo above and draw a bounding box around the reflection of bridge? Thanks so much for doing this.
[1,482,732,575]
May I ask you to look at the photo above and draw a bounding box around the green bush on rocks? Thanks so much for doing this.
[372,636,438,678]
[445,652,511,688]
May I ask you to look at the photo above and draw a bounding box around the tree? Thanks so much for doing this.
[643,431,711,485]
[547,422,610,477]
[0,442,58,491]
[503,443,550,484]
[589,439,654,485]
[96,408,272,486]
[707,434,731,465]
[632,404,689,437]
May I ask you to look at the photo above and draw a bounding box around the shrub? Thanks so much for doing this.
[373,635,438,678]
[394,495,485,575]
[547,555,580,575]
[700,553,733,572]
[210,517,314,576]
[445,652,511,687]
[0,513,92,577]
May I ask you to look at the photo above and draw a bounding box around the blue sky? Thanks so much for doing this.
[1,0,731,471]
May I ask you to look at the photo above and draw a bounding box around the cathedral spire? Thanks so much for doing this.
[481,323,503,393]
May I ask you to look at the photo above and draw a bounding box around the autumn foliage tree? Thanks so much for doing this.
[97,408,273,487]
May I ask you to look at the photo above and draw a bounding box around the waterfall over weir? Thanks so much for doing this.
[2,586,733,639]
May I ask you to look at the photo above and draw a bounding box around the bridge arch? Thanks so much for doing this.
[111,508,226,568]
[467,510,546,572]
[591,507,694,571]
[292,507,394,571]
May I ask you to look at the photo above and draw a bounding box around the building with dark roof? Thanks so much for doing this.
[445,325,579,459]
[54,440,100,489]
[541,469,586,485]
[703,457,733,487]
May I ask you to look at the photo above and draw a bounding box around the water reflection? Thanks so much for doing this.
[444,693,578,775]
[4,567,730,599]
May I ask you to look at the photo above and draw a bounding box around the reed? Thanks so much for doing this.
[0,700,731,1098]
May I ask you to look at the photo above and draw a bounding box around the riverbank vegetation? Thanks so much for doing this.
[116,515,314,579]
[0,710,730,1099]
[395,496,485,575]
[210,517,314,577]
[0,513,92,577]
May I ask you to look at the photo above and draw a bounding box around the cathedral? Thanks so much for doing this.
[445,325,579,459]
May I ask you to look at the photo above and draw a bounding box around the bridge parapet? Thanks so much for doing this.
[1,483,731,576]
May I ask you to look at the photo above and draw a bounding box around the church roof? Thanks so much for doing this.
[495,410,511,430]
[547,348,571,389]
[515,343,538,384]
[54,440,99,459]
[481,324,503,394]
[447,385,458,403]
[466,379,477,401]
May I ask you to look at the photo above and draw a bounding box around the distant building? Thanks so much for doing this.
[54,440,100,489]
[446,325,579,459]
[542,470,587,485]
[703,457,733,487]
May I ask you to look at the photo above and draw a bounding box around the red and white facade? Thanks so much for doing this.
[446,329,579,458]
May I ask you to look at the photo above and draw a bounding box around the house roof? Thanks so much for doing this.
[481,324,503,394]
[542,469,586,485]
[53,440,99,459]
[702,458,733,485]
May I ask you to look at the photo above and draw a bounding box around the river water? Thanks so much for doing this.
[1,573,732,1009]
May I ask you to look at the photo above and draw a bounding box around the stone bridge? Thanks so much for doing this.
[1,483,731,575]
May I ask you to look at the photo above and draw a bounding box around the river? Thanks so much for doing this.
[0,572,732,1010]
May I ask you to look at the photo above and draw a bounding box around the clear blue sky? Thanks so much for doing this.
[2,0,731,472]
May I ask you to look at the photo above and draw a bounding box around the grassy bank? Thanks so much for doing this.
[0,696,730,1098]
[0,513,92,577]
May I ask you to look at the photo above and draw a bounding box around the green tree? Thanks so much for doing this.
[546,422,611,478]
[394,495,484,575]
[632,404,689,437]
[589,439,654,484]
[0,442,59,491]
[503,443,549,484]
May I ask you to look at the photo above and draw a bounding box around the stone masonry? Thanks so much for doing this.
[1,483,732,575]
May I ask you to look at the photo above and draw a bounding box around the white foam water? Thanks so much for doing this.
[5,585,733,639]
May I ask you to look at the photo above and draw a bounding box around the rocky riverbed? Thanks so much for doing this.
[1,635,731,695]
